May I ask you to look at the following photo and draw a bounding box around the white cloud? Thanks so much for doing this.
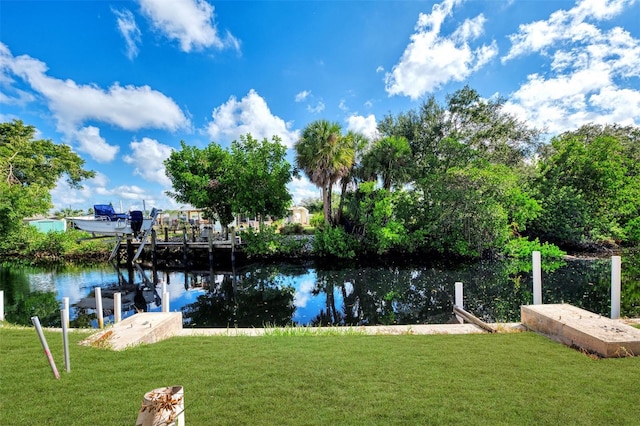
[307,101,325,114]
[385,0,497,99]
[74,126,120,163]
[346,114,379,141]
[503,0,634,61]
[138,0,239,52]
[0,43,190,134]
[122,137,174,187]
[288,176,320,205]
[113,8,142,60]
[503,0,640,134]
[50,171,175,212]
[295,90,311,102]
[206,89,299,147]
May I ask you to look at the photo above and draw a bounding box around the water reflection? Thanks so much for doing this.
[0,250,638,328]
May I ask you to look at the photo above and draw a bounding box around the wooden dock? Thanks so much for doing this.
[521,304,640,357]
[113,236,245,269]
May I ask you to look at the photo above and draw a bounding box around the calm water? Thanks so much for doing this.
[1,251,639,328]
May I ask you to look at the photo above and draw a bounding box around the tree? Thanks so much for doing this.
[0,120,94,235]
[294,120,354,225]
[165,135,294,229]
[165,141,235,227]
[378,86,541,181]
[335,131,369,225]
[229,134,293,224]
[361,135,412,191]
[529,124,640,247]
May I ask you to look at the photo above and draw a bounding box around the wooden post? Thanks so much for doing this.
[532,251,542,305]
[208,232,215,284]
[95,287,104,329]
[164,226,169,242]
[231,227,236,264]
[151,229,158,285]
[452,306,495,333]
[182,227,188,271]
[126,238,133,266]
[611,256,621,319]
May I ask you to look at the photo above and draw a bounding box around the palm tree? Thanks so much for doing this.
[336,131,369,225]
[294,120,354,225]
[361,136,412,191]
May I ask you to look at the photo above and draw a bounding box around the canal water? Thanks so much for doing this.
[1,251,638,328]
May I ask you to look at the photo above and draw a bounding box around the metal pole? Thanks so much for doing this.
[532,251,542,305]
[61,309,70,372]
[611,256,621,319]
[95,287,104,329]
[31,316,60,379]
[62,297,69,328]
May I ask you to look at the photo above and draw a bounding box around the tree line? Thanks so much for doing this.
[1,85,639,262]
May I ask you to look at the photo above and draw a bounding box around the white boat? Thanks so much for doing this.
[71,205,161,237]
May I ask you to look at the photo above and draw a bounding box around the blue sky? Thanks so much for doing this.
[1,0,639,213]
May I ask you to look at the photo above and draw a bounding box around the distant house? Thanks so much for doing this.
[287,206,309,225]
[26,218,67,233]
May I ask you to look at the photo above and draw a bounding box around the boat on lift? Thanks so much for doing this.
[71,204,162,237]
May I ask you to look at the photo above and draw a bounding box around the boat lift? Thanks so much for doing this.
[107,208,162,263]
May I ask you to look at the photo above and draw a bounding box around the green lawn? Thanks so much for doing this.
[1,326,639,425]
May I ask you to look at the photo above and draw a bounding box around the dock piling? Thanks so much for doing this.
[533,251,542,304]
[611,256,621,319]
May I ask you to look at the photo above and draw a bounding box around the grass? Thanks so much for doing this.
[1,325,639,425]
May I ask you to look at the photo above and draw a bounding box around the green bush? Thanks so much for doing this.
[624,217,640,244]
[503,237,566,259]
[279,223,304,235]
[240,226,310,258]
[0,225,110,266]
[313,226,357,259]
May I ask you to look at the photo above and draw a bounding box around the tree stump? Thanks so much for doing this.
[135,386,184,426]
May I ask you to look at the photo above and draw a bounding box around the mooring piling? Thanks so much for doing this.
[611,255,621,319]
[532,250,542,304]
[95,287,104,329]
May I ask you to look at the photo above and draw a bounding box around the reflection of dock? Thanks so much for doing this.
[522,304,640,358]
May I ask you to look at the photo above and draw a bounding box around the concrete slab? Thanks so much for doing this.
[521,304,640,358]
[179,323,525,336]
[80,312,182,351]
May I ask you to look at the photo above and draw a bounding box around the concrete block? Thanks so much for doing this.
[521,304,640,358]
[80,312,182,351]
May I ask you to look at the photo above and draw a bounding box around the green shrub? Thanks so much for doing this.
[313,226,357,259]
[624,217,640,244]
[503,237,566,259]
[310,212,324,228]
[279,223,304,235]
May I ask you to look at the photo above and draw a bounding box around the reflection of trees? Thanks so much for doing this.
[622,248,640,317]
[0,265,61,326]
[182,265,297,328]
